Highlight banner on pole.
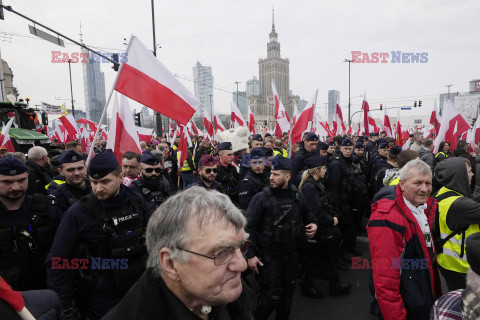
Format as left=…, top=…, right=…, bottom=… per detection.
left=41, top=102, right=65, bottom=115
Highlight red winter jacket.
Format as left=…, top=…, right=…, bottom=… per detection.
left=367, top=185, right=442, bottom=320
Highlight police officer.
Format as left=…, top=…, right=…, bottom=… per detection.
left=375, top=146, right=401, bottom=192
left=48, top=150, right=92, bottom=214
left=245, top=157, right=317, bottom=320
left=365, top=132, right=379, bottom=159
left=130, top=151, right=173, bottom=218
left=327, top=138, right=362, bottom=262
left=0, top=156, right=62, bottom=291
left=299, top=155, right=351, bottom=298
left=216, top=142, right=239, bottom=203
left=237, top=148, right=269, bottom=210
left=326, top=141, right=337, bottom=156
left=188, top=154, right=225, bottom=192
left=291, top=132, right=319, bottom=187
left=317, top=142, right=329, bottom=157
left=46, top=149, right=147, bottom=320
left=240, top=134, right=264, bottom=179
left=251, top=134, right=264, bottom=149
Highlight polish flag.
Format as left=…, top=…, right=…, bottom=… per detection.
left=77, top=118, right=97, bottom=133
left=52, top=120, right=66, bottom=144
left=247, top=105, right=256, bottom=134
left=204, top=107, right=214, bottom=139
left=137, top=126, right=155, bottom=143
left=433, top=99, right=471, bottom=153
left=0, top=117, right=15, bottom=151
left=291, top=90, right=318, bottom=143
left=106, top=93, right=142, bottom=163
left=213, top=108, right=226, bottom=132
left=396, top=110, right=403, bottom=147
left=58, top=114, right=78, bottom=138
left=467, top=116, right=480, bottom=147
left=272, top=80, right=290, bottom=138
left=346, top=125, right=352, bottom=135
left=362, top=93, right=378, bottom=135
left=333, top=98, right=346, bottom=135
left=79, top=124, right=92, bottom=153
left=115, top=36, right=200, bottom=125
left=292, top=102, right=300, bottom=127
left=430, top=99, right=441, bottom=136
left=230, top=102, right=246, bottom=129
left=177, top=124, right=192, bottom=170
left=384, top=107, right=393, bottom=138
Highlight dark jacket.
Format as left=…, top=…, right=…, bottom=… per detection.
left=418, top=147, right=435, bottom=171
left=291, top=146, right=315, bottom=187
left=102, top=269, right=254, bottom=320
left=300, top=176, right=334, bottom=226
left=236, top=169, right=268, bottom=210
left=26, top=158, right=52, bottom=195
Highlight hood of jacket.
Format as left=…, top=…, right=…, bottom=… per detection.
left=434, top=157, right=471, bottom=197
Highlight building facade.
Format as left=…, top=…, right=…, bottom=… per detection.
left=249, top=12, right=299, bottom=128
left=193, top=61, right=213, bottom=120
left=82, top=50, right=106, bottom=123
left=233, top=91, right=248, bottom=115
left=246, top=76, right=260, bottom=97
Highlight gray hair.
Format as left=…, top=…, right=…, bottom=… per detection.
left=27, top=146, right=47, bottom=161
left=146, top=186, right=246, bottom=277
left=467, top=268, right=480, bottom=295
left=399, top=159, right=432, bottom=182
left=7, top=152, right=26, bottom=163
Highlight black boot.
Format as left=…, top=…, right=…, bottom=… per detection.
left=301, top=285, right=324, bottom=299
left=329, top=281, right=351, bottom=296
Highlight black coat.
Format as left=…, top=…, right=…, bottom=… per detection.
left=26, top=158, right=52, bottom=195
left=102, top=269, right=254, bottom=320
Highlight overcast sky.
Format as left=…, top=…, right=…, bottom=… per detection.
left=0, top=0, right=479, bottom=123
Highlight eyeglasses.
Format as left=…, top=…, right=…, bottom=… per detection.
left=180, top=240, right=250, bottom=266
left=144, top=168, right=162, bottom=173
left=205, top=168, right=218, bottom=174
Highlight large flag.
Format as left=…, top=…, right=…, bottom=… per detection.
left=429, top=99, right=441, bottom=136
left=291, top=90, right=318, bottom=143
left=247, top=105, right=256, bottom=134
left=0, top=117, right=15, bottom=151
left=272, top=80, right=290, bottom=138
left=58, top=114, right=78, bottom=137
left=362, top=93, right=378, bottom=135
left=115, top=36, right=200, bottom=125
left=433, top=99, right=471, bottom=153
left=333, top=98, right=346, bottom=135
left=106, top=93, right=142, bottom=163
left=230, top=102, right=246, bottom=129
left=384, top=107, right=393, bottom=138
left=137, top=126, right=155, bottom=143
left=292, top=102, right=300, bottom=127
left=77, top=118, right=97, bottom=133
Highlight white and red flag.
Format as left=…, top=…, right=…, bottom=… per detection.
left=333, top=98, right=346, bottom=135
left=291, top=90, right=318, bottom=143
left=106, top=93, right=142, bottom=163
left=430, top=99, right=441, bottom=136
left=58, top=113, right=78, bottom=138
left=433, top=99, right=471, bottom=153
left=292, top=102, right=300, bottom=127
left=466, top=116, right=480, bottom=148
left=177, top=124, right=192, bottom=170
left=362, top=93, right=378, bottom=135
left=115, top=36, right=200, bottom=125
left=79, top=124, right=92, bottom=153
left=247, top=105, right=256, bottom=134
left=383, top=107, right=393, bottom=138
left=396, top=110, right=404, bottom=147
left=230, top=102, right=246, bottom=129
left=203, top=107, right=214, bottom=139
left=77, top=118, right=97, bottom=133
left=272, top=80, right=290, bottom=138
left=137, top=126, right=155, bottom=143
left=213, top=107, right=226, bottom=133
left=0, top=117, right=15, bottom=151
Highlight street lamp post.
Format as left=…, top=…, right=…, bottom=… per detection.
left=66, top=59, right=75, bottom=117
left=235, top=81, right=240, bottom=109
left=344, top=59, right=355, bottom=126
left=209, top=94, right=214, bottom=133
left=151, top=0, right=163, bottom=137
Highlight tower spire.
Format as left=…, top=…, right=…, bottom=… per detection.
left=79, top=21, right=83, bottom=44
left=272, top=6, right=274, bottom=27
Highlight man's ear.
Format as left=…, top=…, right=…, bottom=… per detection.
left=159, top=247, right=180, bottom=281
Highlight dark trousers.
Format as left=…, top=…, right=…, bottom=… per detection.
left=439, top=265, right=466, bottom=291
left=23, top=289, right=64, bottom=320
left=302, top=236, right=339, bottom=288
left=254, top=251, right=298, bottom=320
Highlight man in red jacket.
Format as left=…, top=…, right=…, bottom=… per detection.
left=368, top=159, right=442, bottom=320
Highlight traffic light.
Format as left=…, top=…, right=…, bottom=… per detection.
left=111, top=53, right=119, bottom=72
left=418, top=100, right=422, bottom=107
left=414, top=101, right=417, bottom=107
left=134, top=112, right=141, bottom=126
left=380, top=104, right=383, bottom=110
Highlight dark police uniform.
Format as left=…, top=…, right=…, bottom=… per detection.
left=237, top=148, right=268, bottom=210
left=0, top=156, right=63, bottom=291
left=187, top=155, right=226, bottom=193
left=48, top=150, right=92, bottom=214
left=245, top=157, right=317, bottom=320
left=291, top=133, right=318, bottom=187
left=216, top=142, right=239, bottom=204
left=129, top=151, right=173, bottom=218
left=46, top=149, right=147, bottom=320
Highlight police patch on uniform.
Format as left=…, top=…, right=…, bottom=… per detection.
left=10, top=170, right=17, bottom=175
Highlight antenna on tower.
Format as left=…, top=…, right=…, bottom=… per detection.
left=79, top=21, right=83, bottom=44
left=272, top=6, right=275, bottom=27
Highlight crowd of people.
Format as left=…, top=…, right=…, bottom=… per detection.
left=1, top=128, right=480, bottom=320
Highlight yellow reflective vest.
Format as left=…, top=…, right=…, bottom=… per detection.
left=273, top=148, right=287, bottom=157
left=435, top=186, right=480, bottom=274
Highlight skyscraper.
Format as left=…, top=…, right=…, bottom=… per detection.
left=328, top=90, right=340, bottom=122
left=82, top=49, right=106, bottom=123
left=193, top=61, right=213, bottom=119
left=232, top=91, right=248, bottom=115
left=249, top=10, right=299, bottom=127
left=246, top=76, right=260, bottom=97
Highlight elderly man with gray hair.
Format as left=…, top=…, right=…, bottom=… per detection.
left=25, top=146, right=51, bottom=195
left=103, top=186, right=253, bottom=320
left=367, top=159, right=442, bottom=320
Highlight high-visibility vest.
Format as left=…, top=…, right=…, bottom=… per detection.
left=176, top=151, right=192, bottom=172
left=435, top=186, right=480, bottom=274
left=435, top=151, right=449, bottom=160
left=273, top=149, right=287, bottom=157
left=45, top=179, right=66, bottom=190
left=386, top=177, right=400, bottom=186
